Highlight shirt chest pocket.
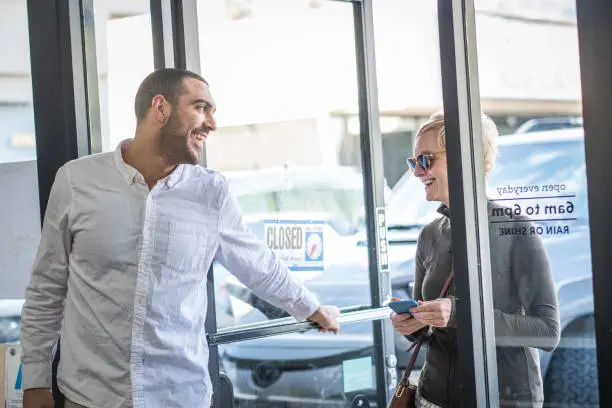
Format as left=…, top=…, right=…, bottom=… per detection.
left=162, top=221, right=214, bottom=274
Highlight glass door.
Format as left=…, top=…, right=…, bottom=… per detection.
left=434, top=0, right=604, bottom=406
left=189, top=0, right=396, bottom=406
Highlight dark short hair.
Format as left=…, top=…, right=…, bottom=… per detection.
left=134, top=68, right=208, bottom=122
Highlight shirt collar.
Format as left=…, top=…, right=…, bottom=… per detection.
left=165, top=164, right=185, bottom=188
left=114, top=139, right=141, bottom=185
left=113, top=139, right=185, bottom=189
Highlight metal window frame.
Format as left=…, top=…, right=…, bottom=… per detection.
left=27, top=0, right=102, bottom=219
left=150, top=0, right=201, bottom=72
left=353, top=0, right=398, bottom=405
left=576, top=1, right=612, bottom=406
left=436, top=0, right=499, bottom=407
left=81, top=0, right=103, bottom=155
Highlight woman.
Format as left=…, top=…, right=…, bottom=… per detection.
left=391, top=112, right=560, bottom=408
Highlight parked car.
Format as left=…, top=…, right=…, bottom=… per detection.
left=225, top=165, right=386, bottom=233
left=514, top=116, right=582, bottom=134
left=215, top=165, right=390, bottom=328
left=220, top=128, right=598, bottom=407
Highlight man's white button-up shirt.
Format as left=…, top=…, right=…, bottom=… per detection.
left=20, top=141, right=320, bottom=408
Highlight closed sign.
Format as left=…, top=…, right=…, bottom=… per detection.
left=263, top=220, right=324, bottom=271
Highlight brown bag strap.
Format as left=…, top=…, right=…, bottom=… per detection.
left=397, top=270, right=455, bottom=386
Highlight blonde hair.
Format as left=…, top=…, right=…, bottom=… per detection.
left=415, top=111, right=498, bottom=176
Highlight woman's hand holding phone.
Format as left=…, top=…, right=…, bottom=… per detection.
left=389, top=297, right=428, bottom=336
left=410, top=298, right=453, bottom=328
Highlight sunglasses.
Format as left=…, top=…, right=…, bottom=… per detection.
left=406, top=151, right=446, bottom=172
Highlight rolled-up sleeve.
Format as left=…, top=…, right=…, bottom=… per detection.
left=20, top=165, right=73, bottom=390
left=214, top=182, right=319, bottom=321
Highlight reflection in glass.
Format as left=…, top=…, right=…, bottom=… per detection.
left=474, top=2, right=598, bottom=405
left=388, top=137, right=588, bottom=228
left=388, top=128, right=596, bottom=406
left=387, top=112, right=562, bottom=407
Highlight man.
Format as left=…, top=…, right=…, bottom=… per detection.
left=20, top=68, right=340, bottom=408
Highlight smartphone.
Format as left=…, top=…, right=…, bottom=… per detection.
left=388, top=299, right=419, bottom=315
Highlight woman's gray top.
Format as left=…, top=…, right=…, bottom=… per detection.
left=411, top=203, right=560, bottom=408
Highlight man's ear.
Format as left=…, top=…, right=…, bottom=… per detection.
left=151, top=95, right=170, bottom=124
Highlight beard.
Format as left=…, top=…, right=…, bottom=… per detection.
left=157, top=113, right=200, bottom=165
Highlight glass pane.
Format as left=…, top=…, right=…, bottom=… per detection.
left=220, top=321, right=377, bottom=407
left=198, top=0, right=380, bottom=405
left=0, top=0, right=41, bottom=345
left=197, top=0, right=377, bottom=332
left=474, top=3, right=598, bottom=407
left=94, top=3, right=154, bottom=153
left=377, top=1, right=599, bottom=407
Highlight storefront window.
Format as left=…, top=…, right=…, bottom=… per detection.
left=94, top=2, right=154, bottom=153
left=0, top=0, right=41, bottom=345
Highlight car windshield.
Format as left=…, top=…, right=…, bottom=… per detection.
left=387, top=138, right=588, bottom=227
left=236, top=187, right=364, bottom=230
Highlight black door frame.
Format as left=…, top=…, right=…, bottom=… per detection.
left=575, top=1, right=612, bottom=404
left=27, top=0, right=102, bottom=406
left=436, top=0, right=499, bottom=406
left=27, top=0, right=101, bottom=219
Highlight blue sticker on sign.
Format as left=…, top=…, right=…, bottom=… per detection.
left=305, top=231, right=324, bottom=262
left=15, top=363, right=22, bottom=390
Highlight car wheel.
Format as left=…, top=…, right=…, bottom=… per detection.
left=544, top=319, right=599, bottom=407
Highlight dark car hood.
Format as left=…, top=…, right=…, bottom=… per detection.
left=221, top=332, right=374, bottom=363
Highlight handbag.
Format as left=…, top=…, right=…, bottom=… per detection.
left=387, top=271, right=455, bottom=408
